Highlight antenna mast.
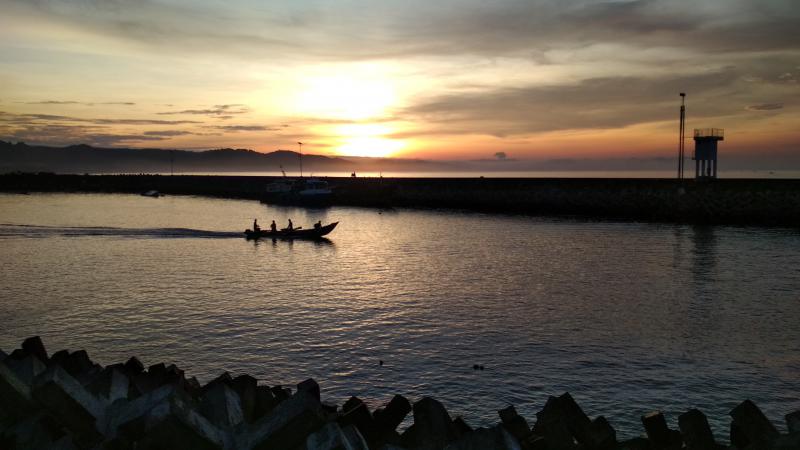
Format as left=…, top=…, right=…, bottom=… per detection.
left=678, top=93, right=686, bottom=179
left=298, top=142, right=303, bottom=178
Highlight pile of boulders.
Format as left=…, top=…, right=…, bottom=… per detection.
left=0, top=336, right=798, bottom=449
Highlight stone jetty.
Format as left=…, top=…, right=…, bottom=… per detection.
left=3, top=173, right=800, bottom=226
left=1, top=337, right=798, bottom=450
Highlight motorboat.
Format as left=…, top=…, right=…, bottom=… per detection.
left=244, top=222, right=338, bottom=240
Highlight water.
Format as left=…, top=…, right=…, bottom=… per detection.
left=1, top=192, right=798, bottom=438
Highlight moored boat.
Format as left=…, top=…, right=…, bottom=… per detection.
left=244, top=221, right=338, bottom=240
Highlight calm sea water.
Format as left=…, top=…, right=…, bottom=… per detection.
left=1, top=193, right=798, bottom=438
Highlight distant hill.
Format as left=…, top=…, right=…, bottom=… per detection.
left=0, top=141, right=360, bottom=174
left=0, top=141, right=459, bottom=174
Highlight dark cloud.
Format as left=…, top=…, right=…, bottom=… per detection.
left=22, top=100, right=136, bottom=106
left=0, top=121, right=169, bottom=147
left=400, top=69, right=743, bottom=136
left=208, top=125, right=278, bottom=132
left=746, top=103, right=784, bottom=111
left=0, top=111, right=200, bottom=126
left=11, top=0, right=799, bottom=61
left=157, top=104, right=249, bottom=117
left=24, top=100, right=81, bottom=105
left=143, top=130, right=193, bottom=136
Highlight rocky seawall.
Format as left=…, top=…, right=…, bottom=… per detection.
left=1, top=337, right=798, bottom=450
left=2, top=173, right=800, bottom=225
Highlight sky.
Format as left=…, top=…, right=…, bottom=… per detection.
left=0, top=0, right=798, bottom=164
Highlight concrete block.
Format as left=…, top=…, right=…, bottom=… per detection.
left=270, top=385, right=291, bottom=402
left=585, top=416, right=616, bottom=450
left=785, top=410, right=800, bottom=434
left=21, top=336, right=48, bottom=363
left=49, top=350, right=69, bottom=367
left=31, top=366, right=106, bottom=446
left=0, top=361, right=38, bottom=420
left=238, top=389, right=325, bottom=450
left=254, top=385, right=278, bottom=420
left=532, top=395, right=577, bottom=450
left=231, top=375, right=258, bottom=422
left=374, top=394, right=412, bottom=435
left=60, top=350, right=100, bottom=384
left=3, top=354, right=47, bottom=385
left=123, top=356, right=145, bottom=375
left=770, top=432, right=800, bottom=450
left=86, top=367, right=130, bottom=403
left=641, top=411, right=680, bottom=448
left=678, top=409, right=716, bottom=450
left=202, top=372, right=233, bottom=395
left=499, top=405, right=531, bottom=443
left=199, top=382, right=244, bottom=429
left=453, top=416, right=473, bottom=436
left=444, top=425, right=522, bottom=450
left=103, top=384, right=177, bottom=437
left=552, top=393, right=613, bottom=449
left=297, top=378, right=321, bottom=401
left=116, top=390, right=230, bottom=450
left=408, top=396, right=459, bottom=450
left=0, top=413, right=69, bottom=450
left=730, top=400, right=779, bottom=449
left=306, top=422, right=369, bottom=450
left=339, top=396, right=378, bottom=446
left=618, top=437, right=653, bottom=450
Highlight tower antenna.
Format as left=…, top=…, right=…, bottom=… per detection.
left=297, top=141, right=303, bottom=178
left=678, top=93, right=686, bottom=179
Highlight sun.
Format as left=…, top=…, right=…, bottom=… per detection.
left=337, top=137, right=405, bottom=158
left=293, top=67, right=397, bottom=121
left=333, top=124, right=405, bottom=158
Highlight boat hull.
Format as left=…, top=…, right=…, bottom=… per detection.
left=244, top=222, right=338, bottom=240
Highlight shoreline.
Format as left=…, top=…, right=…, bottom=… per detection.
left=2, top=336, right=798, bottom=449
left=2, top=173, right=800, bottom=226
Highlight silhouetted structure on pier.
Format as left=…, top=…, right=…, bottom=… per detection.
left=693, top=128, right=724, bottom=179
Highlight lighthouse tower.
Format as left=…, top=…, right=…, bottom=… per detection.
left=693, top=128, right=723, bottom=179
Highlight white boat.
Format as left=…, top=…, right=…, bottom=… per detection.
left=298, top=179, right=332, bottom=197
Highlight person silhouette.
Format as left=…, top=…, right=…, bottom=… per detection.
left=270, top=220, right=277, bottom=232
left=287, top=219, right=293, bottom=231
left=253, top=219, right=260, bottom=232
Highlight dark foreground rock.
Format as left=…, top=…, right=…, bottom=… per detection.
left=1, top=337, right=798, bottom=450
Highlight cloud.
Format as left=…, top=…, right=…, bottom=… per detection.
left=10, top=0, right=799, bottom=62
left=23, top=100, right=136, bottom=106
left=208, top=125, right=279, bottom=132
left=0, top=111, right=200, bottom=126
left=400, top=69, right=743, bottom=137
left=143, top=130, right=193, bottom=136
left=24, top=100, right=81, bottom=105
left=157, top=104, right=249, bottom=117
left=745, top=103, right=784, bottom=111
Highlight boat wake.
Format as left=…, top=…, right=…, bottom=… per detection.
left=0, top=224, right=242, bottom=239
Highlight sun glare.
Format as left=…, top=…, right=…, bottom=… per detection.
left=337, top=137, right=405, bottom=158
left=293, top=70, right=396, bottom=121
left=334, top=123, right=404, bottom=158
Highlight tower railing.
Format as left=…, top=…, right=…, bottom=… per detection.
left=694, top=128, right=724, bottom=138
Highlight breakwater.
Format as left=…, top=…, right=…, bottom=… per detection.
left=2, top=173, right=800, bottom=225
left=2, top=337, right=798, bottom=450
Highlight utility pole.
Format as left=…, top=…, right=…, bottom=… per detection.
left=297, top=141, right=303, bottom=178
left=678, top=93, right=686, bottom=179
